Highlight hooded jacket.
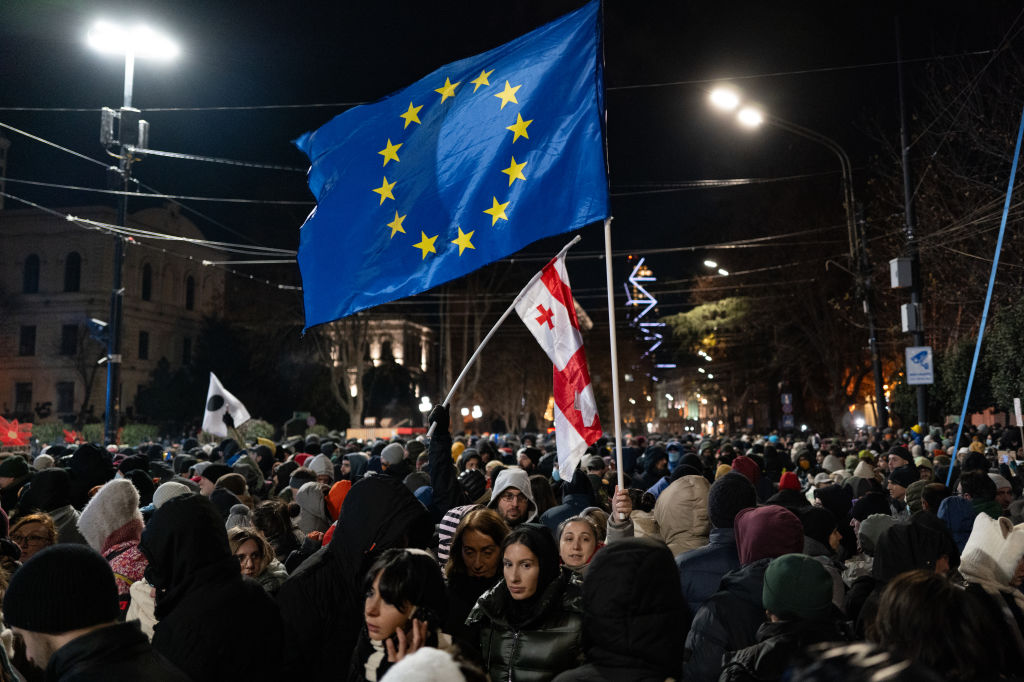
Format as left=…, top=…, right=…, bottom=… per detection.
left=487, top=468, right=538, bottom=525
left=683, top=505, right=804, bottom=682
left=275, top=475, right=434, bottom=679
left=959, top=514, right=1024, bottom=618
left=676, top=527, right=740, bottom=615
left=295, top=481, right=331, bottom=534
left=654, top=475, right=711, bottom=556
left=140, top=494, right=284, bottom=682
left=553, top=537, right=690, bottom=682
left=78, top=478, right=147, bottom=608
left=68, top=443, right=115, bottom=509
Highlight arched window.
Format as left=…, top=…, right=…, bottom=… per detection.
left=141, top=264, right=152, bottom=301
left=185, top=276, right=195, bottom=310
left=63, top=252, right=81, bottom=292
left=22, top=254, right=40, bottom=293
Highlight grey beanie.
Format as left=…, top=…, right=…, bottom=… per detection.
left=381, top=443, right=405, bottom=466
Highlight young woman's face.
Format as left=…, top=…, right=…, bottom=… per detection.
left=503, top=542, right=540, bottom=601
left=234, top=539, right=262, bottom=577
left=364, top=571, right=411, bottom=641
left=559, top=520, right=597, bottom=567
left=461, top=529, right=500, bottom=578
left=1013, top=557, right=1024, bottom=587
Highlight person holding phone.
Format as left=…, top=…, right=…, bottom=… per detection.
left=349, top=548, right=454, bottom=682
left=466, top=524, right=584, bottom=682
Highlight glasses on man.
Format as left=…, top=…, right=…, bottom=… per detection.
left=499, top=492, right=527, bottom=504
left=11, top=534, right=48, bottom=546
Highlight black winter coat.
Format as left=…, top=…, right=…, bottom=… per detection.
left=45, top=622, right=189, bottom=682
left=275, top=475, right=434, bottom=679
left=554, top=537, right=690, bottom=682
left=467, top=568, right=584, bottom=682
left=684, top=558, right=771, bottom=682
left=140, top=494, right=285, bottom=682
left=718, top=614, right=849, bottom=682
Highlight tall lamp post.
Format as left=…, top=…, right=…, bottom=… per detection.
left=709, top=86, right=888, bottom=428
left=87, top=21, right=177, bottom=444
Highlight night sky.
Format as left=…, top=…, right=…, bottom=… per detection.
left=2, top=0, right=1019, bottom=323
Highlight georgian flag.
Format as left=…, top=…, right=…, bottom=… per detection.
left=515, top=255, right=601, bottom=480
left=202, top=372, right=251, bottom=438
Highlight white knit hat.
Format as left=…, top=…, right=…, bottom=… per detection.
left=153, top=481, right=192, bottom=509
left=76, top=479, right=142, bottom=552
left=379, top=646, right=463, bottom=682
left=961, top=514, right=1024, bottom=585
left=309, top=454, right=334, bottom=480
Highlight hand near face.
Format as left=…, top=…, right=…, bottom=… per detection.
left=385, top=618, right=427, bottom=663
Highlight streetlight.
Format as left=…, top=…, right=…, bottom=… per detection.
left=709, top=84, right=888, bottom=428
left=88, top=20, right=178, bottom=445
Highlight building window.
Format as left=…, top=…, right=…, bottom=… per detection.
left=141, top=264, right=153, bottom=302
left=22, top=254, right=40, bottom=294
left=60, top=324, right=78, bottom=355
left=14, top=383, right=32, bottom=416
left=185, top=276, right=195, bottom=310
left=56, top=382, right=74, bottom=414
left=18, top=326, right=35, bottom=356
left=138, top=331, right=149, bottom=360
left=182, top=337, right=192, bottom=365
left=64, top=252, right=81, bottom=292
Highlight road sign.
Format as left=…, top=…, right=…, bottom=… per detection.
left=905, top=346, right=934, bottom=386
left=781, top=415, right=795, bottom=429
left=781, top=393, right=792, bottom=406
left=306, top=415, right=317, bottom=427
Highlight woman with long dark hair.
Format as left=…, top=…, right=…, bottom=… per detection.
left=443, top=508, right=509, bottom=643
left=466, top=524, right=583, bottom=681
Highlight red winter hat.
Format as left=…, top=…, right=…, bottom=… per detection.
left=730, top=455, right=760, bottom=484
left=778, top=471, right=801, bottom=491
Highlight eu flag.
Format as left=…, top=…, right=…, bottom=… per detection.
left=295, top=1, right=608, bottom=330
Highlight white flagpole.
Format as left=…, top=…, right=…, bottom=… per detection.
left=602, top=218, right=625, bottom=497
left=426, top=235, right=582, bottom=438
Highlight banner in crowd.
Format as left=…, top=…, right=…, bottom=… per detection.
left=202, top=372, right=251, bottom=438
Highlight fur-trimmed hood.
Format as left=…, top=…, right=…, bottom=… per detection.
left=77, top=479, right=142, bottom=552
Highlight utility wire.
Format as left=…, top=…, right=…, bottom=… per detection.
left=2, top=177, right=313, bottom=205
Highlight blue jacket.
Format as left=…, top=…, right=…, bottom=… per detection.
left=676, top=527, right=740, bottom=615
left=541, top=493, right=595, bottom=536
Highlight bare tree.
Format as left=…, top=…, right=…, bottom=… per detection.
left=309, top=314, right=371, bottom=426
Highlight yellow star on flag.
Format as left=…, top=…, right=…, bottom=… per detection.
left=483, top=196, right=509, bottom=225
left=451, top=227, right=476, bottom=256
left=387, top=211, right=406, bottom=238
left=400, top=102, right=423, bottom=129
left=378, top=139, right=402, bottom=166
left=501, top=157, right=527, bottom=186
left=506, top=113, right=532, bottom=143
left=494, top=80, right=521, bottom=109
left=372, top=177, right=396, bottom=204
left=470, top=68, right=494, bottom=92
left=413, top=231, right=438, bottom=259
left=435, top=77, right=461, bottom=102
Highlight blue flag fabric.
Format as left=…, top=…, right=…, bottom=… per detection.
left=295, top=1, right=608, bottom=330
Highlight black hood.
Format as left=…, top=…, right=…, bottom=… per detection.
left=68, top=444, right=114, bottom=508
left=17, top=468, right=72, bottom=513
left=872, top=511, right=960, bottom=582
left=139, top=494, right=238, bottom=619
left=327, top=475, right=433, bottom=585
left=581, top=537, right=689, bottom=678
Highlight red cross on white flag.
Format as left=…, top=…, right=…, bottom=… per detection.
left=514, top=254, right=601, bottom=479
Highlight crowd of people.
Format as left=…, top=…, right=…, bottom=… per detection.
left=0, top=408, right=1021, bottom=681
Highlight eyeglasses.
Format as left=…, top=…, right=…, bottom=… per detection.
left=499, top=492, right=527, bottom=504
left=11, top=534, right=48, bottom=546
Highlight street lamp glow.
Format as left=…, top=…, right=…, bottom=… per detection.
left=460, top=407, right=470, bottom=417
left=87, top=20, right=179, bottom=60
left=471, top=405, right=483, bottom=419
left=717, top=268, right=729, bottom=276
left=704, top=355, right=712, bottom=362
left=665, top=393, right=674, bottom=401
left=703, top=260, right=717, bottom=269
left=854, top=417, right=865, bottom=428
left=737, top=106, right=764, bottom=128
left=707, top=374, right=714, bottom=379
left=698, top=367, right=705, bottom=374
left=709, top=87, right=740, bottom=111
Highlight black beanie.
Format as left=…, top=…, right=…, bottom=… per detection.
left=708, top=472, right=757, bottom=529
left=459, top=469, right=486, bottom=501
left=851, top=491, right=890, bottom=521
left=4, top=544, right=119, bottom=634
left=202, top=463, right=232, bottom=484
left=799, top=506, right=838, bottom=548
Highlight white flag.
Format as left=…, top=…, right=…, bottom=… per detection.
left=202, top=372, right=251, bottom=438
left=515, top=254, right=601, bottom=480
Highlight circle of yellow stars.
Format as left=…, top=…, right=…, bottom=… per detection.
left=371, top=66, right=533, bottom=260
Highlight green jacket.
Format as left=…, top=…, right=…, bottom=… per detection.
left=466, top=567, right=584, bottom=682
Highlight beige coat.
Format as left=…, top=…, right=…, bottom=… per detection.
left=653, top=475, right=711, bottom=556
